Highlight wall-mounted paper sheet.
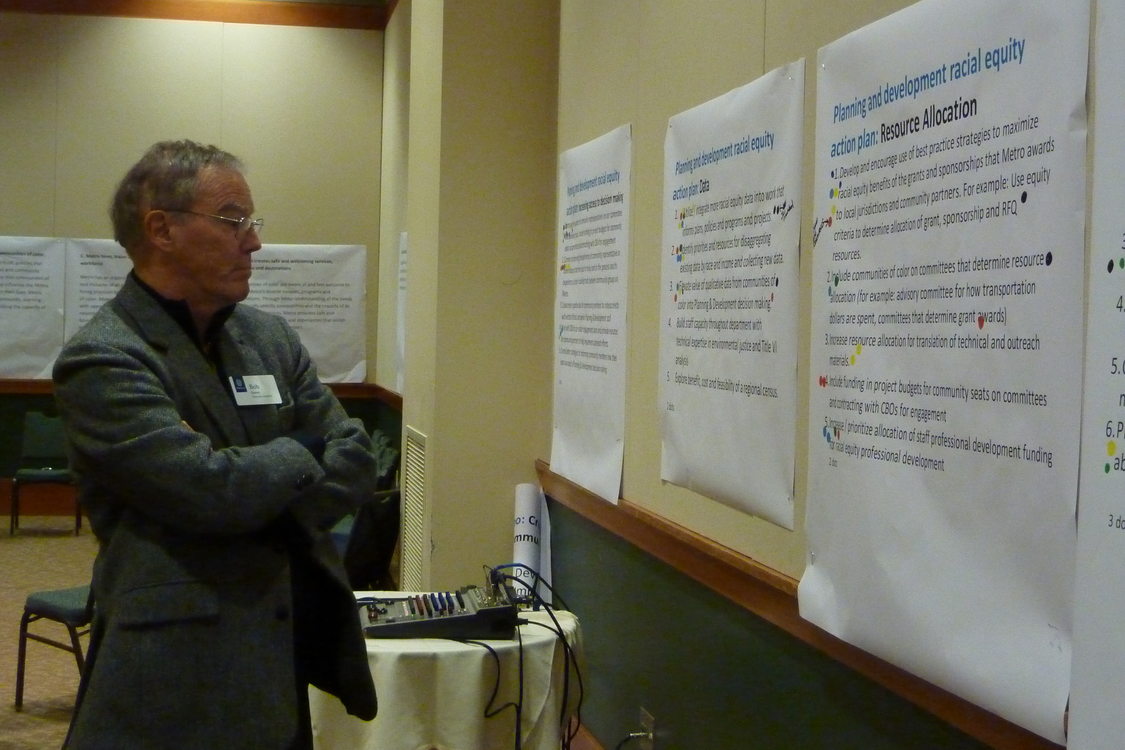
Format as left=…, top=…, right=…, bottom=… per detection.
left=64, top=239, right=132, bottom=341
left=659, top=62, right=804, bottom=529
left=801, top=0, right=1087, bottom=742
left=0, top=237, right=64, bottom=378
left=550, top=125, right=631, bottom=503
left=3, top=237, right=367, bottom=383
left=246, top=243, right=367, bottom=382
left=395, top=232, right=408, bottom=394
left=1070, top=2, right=1125, bottom=747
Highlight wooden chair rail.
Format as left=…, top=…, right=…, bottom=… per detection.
left=535, top=459, right=1062, bottom=750
left=0, top=379, right=402, bottom=411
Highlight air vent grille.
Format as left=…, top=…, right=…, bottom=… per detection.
left=400, top=425, right=428, bottom=590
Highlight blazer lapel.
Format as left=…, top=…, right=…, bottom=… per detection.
left=113, top=277, right=248, bottom=448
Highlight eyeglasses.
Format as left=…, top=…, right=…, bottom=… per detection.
left=158, top=209, right=264, bottom=238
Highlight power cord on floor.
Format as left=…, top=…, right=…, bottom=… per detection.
left=613, top=730, right=653, bottom=749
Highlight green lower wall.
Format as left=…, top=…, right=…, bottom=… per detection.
left=0, top=394, right=60, bottom=475
left=1, top=392, right=401, bottom=477
left=547, top=497, right=987, bottom=750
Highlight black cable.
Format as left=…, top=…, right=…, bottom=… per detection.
left=522, top=618, right=585, bottom=749
left=490, top=562, right=573, bottom=612
left=491, top=570, right=585, bottom=746
left=482, top=564, right=586, bottom=747
left=459, top=624, right=525, bottom=750
left=521, top=614, right=584, bottom=733
left=521, top=571, right=582, bottom=740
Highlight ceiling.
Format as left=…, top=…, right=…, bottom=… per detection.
left=270, top=0, right=389, bottom=5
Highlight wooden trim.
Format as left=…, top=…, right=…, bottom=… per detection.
left=536, top=459, right=1063, bottom=750
left=0, top=379, right=403, bottom=412
left=331, top=382, right=402, bottom=412
left=0, top=478, right=79, bottom=516
left=0, top=0, right=388, bottom=29
left=568, top=723, right=603, bottom=750
left=0, top=379, right=54, bottom=395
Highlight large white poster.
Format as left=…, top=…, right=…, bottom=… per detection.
left=395, top=231, right=408, bottom=394
left=64, top=239, right=132, bottom=341
left=1070, top=2, right=1125, bottom=746
left=1, top=238, right=366, bottom=383
left=800, top=0, right=1087, bottom=742
left=549, top=125, right=631, bottom=503
left=0, top=237, right=65, bottom=378
left=659, top=62, right=803, bottom=529
left=247, top=244, right=367, bottom=383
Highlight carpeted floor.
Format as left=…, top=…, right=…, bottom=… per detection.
left=0, top=518, right=98, bottom=750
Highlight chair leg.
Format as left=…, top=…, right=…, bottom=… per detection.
left=9, top=481, right=18, bottom=536
left=75, top=497, right=82, bottom=535
left=15, top=610, right=32, bottom=710
left=67, top=625, right=86, bottom=672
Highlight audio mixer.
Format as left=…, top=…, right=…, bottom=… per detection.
left=358, top=585, right=520, bottom=640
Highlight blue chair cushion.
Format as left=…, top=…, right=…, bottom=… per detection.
left=14, top=467, right=72, bottom=484
left=25, top=585, right=92, bottom=625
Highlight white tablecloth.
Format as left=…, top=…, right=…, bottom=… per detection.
left=310, top=596, right=582, bottom=750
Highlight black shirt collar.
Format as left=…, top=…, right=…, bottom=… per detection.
left=131, top=271, right=236, bottom=351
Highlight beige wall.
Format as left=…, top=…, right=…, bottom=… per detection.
left=0, top=11, right=383, bottom=368
left=393, top=0, right=559, bottom=588
left=391, top=0, right=929, bottom=586
left=5, top=1, right=971, bottom=588
left=375, top=1, right=411, bottom=390
left=556, top=0, right=917, bottom=579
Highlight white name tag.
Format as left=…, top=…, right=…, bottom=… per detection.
left=229, top=374, right=283, bottom=406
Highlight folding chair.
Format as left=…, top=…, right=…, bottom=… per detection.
left=11, top=411, right=78, bottom=535
left=15, top=584, right=93, bottom=710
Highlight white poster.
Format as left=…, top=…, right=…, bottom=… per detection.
left=64, top=239, right=132, bottom=341
left=395, top=231, right=408, bottom=394
left=53, top=240, right=367, bottom=383
left=659, top=62, right=803, bottom=529
left=512, top=482, right=552, bottom=605
left=1070, top=2, right=1125, bottom=746
left=247, top=244, right=367, bottom=383
left=0, top=237, right=64, bottom=378
left=550, top=125, right=631, bottom=503
left=800, top=0, right=1087, bottom=743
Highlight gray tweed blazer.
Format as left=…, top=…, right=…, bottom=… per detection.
left=53, top=274, right=377, bottom=749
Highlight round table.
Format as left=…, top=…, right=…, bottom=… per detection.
left=310, top=597, right=582, bottom=750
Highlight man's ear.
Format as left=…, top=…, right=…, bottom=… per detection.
left=143, top=209, right=175, bottom=251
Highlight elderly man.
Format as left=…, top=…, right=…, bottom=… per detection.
left=53, top=140, right=377, bottom=749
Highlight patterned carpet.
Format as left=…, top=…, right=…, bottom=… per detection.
left=0, top=519, right=98, bottom=750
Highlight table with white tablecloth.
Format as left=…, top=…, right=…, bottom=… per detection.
left=310, top=597, right=582, bottom=750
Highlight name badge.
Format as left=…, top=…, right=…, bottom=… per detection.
left=229, top=375, right=283, bottom=406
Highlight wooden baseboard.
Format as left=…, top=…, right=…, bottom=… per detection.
left=569, top=723, right=603, bottom=750
left=0, top=479, right=79, bottom=516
